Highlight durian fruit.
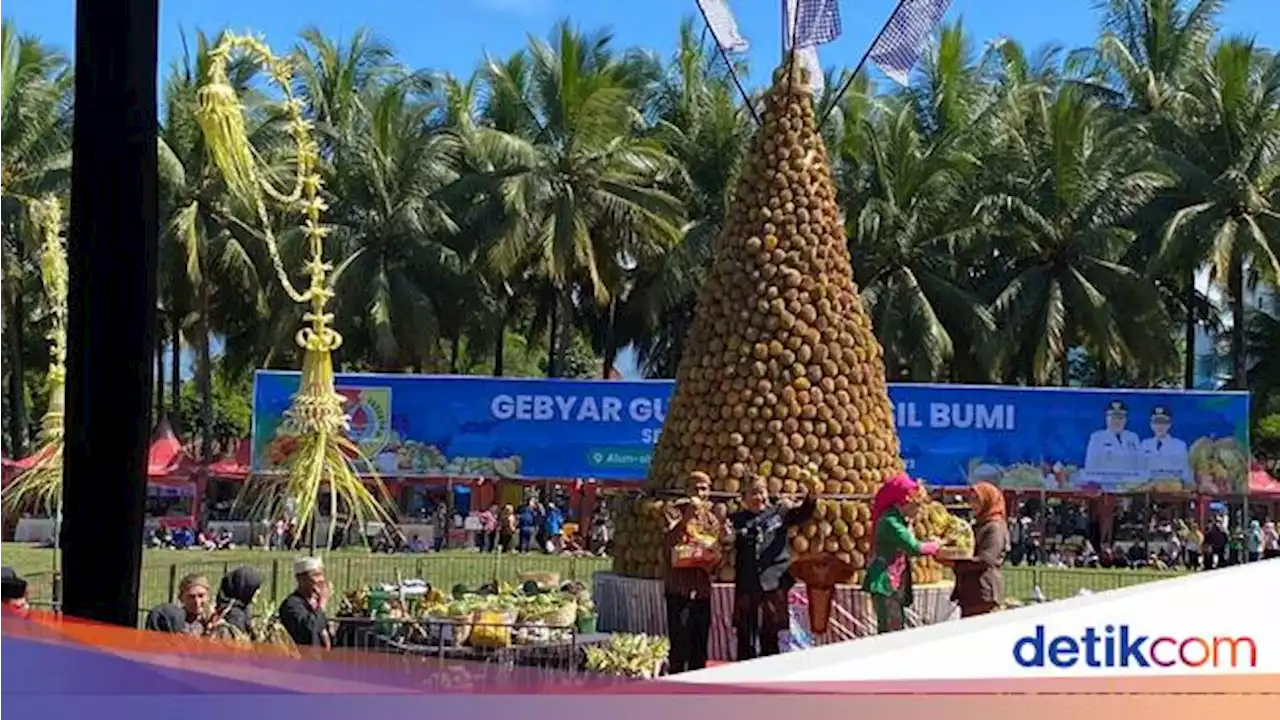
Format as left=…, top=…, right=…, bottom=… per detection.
left=910, top=498, right=971, bottom=583
left=644, top=62, right=902, bottom=497
left=609, top=495, right=668, bottom=579
left=790, top=498, right=872, bottom=580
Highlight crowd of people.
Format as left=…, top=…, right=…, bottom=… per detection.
left=661, top=472, right=1013, bottom=672
left=147, top=525, right=235, bottom=550
left=1005, top=515, right=1279, bottom=570
left=371, top=498, right=614, bottom=556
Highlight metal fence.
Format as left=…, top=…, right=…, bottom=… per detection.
left=332, top=616, right=594, bottom=674
left=18, top=554, right=1190, bottom=612
left=1002, top=565, right=1186, bottom=601
left=138, top=554, right=613, bottom=610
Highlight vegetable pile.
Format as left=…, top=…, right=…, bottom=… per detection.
left=582, top=634, right=671, bottom=678
left=340, top=580, right=596, bottom=648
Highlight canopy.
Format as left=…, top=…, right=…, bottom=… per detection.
left=207, top=440, right=251, bottom=479
left=148, top=417, right=198, bottom=479
left=1248, top=463, right=1280, bottom=497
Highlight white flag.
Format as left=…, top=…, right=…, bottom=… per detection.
left=797, top=45, right=825, bottom=96
left=784, top=0, right=828, bottom=96
left=697, top=0, right=750, bottom=54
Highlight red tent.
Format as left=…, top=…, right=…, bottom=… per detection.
left=1248, top=462, right=1280, bottom=497
left=148, top=417, right=199, bottom=484
left=207, top=440, right=252, bottom=479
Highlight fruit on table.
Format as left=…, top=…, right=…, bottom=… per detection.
left=643, top=62, right=902, bottom=497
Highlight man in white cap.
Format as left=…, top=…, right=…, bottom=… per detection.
left=278, top=556, right=331, bottom=648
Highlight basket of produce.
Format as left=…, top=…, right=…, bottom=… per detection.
left=536, top=599, right=575, bottom=628
left=936, top=511, right=975, bottom=562
left=469, top=609, right=517, bottom=649
left=421, top=593, right=481, bottom=647
left=671, top=542, right=720, bottom=569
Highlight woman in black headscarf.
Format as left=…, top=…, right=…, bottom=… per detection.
left=215, top=566, right=263, bottom=637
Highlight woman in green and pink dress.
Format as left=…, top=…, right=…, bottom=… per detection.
left=862, top=473, right=939, bottom=634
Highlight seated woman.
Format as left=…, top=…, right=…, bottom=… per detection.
left=213, top=566, right=263, bottom=638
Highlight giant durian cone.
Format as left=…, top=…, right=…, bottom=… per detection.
left=647, top=63, right=902, bottom=499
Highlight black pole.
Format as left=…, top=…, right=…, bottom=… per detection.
left=62, top=0, right=159, bottom=626
left=817, top=0, right=908, bottom=129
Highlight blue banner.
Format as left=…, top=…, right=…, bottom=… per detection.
left=251, top=372, right=1250, bottom=492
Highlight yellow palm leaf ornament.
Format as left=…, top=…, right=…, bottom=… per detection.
left=2, top=194, right=68, bottom=518
left=195, top=33, right=395, bottom=550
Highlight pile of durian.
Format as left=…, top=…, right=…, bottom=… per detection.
left=646, top=62, right=901, bottom=497
left=609, top=63, right=962, bottom=589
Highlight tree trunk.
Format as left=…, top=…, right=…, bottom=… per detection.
left=155, top=317, right=166, bottom=419
left=169, top=311, right=181, bottom=430
left=198, top=279, right=213, bottom=462
left=601, top=299, right=617, bottom=379
left=1097, top=355, right=1110, bottom=388
left=1059, top=343, right=1070, bottom=387
left=7, top=289, right=26, bottom=458
left=1229, top=254, right=1247, bottom=390
left=1183, top=273, right=1197, bottom=389
left=449, top=335, right=462, bottom=374
left=493, top=302, right=508, bottom=377
left=546, top=291, right=562, bottom=378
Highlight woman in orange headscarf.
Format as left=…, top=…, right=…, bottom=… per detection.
left=950, top=482, right=1010, bottom=618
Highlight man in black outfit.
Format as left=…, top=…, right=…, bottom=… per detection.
left=662, top=471, right=722, bottom=673
left=1204, top=521, right=1228, bottom=570
left=278, top=556, right=332, bottom=648
left=729, top=477, right=815, bottom=661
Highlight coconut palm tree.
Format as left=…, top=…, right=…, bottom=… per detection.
left=846, top=97, right=995, bottom=382
left=480, top=20, right=685, bottom=377
left=324, top=77, right=464, bottom=371
left=158, top=31, right=278, bottom=457
left=1, top=21, right=72, bottom=457
left=621, top=19, right=752, bottom=377
left=1072, top=0, right=1227, bottom=387
left=981, top=86, right=1177, bottom=385
left=1071, top=0, right=1224, bottom=115
left=1155, top=38, right=1280, bottom=389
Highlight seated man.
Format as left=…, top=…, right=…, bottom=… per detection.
left=277, top=557, right=332, bottom=648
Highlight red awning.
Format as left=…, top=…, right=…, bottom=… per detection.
left=1248, top=463, right=1280, bottom=497
left=148, top=417, right=198, bottom=479
left=207, top=440, right=252, bottom=479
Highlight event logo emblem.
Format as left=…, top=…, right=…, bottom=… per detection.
left=336, top=386, right=392, bottom=457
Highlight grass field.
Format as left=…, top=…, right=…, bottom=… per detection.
left=1, top=543, right=1185, bottom=613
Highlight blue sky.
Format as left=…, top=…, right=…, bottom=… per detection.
left=3, top=0, right=1275, bottom=381
left=5, top=0, right=1276, bottom=89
